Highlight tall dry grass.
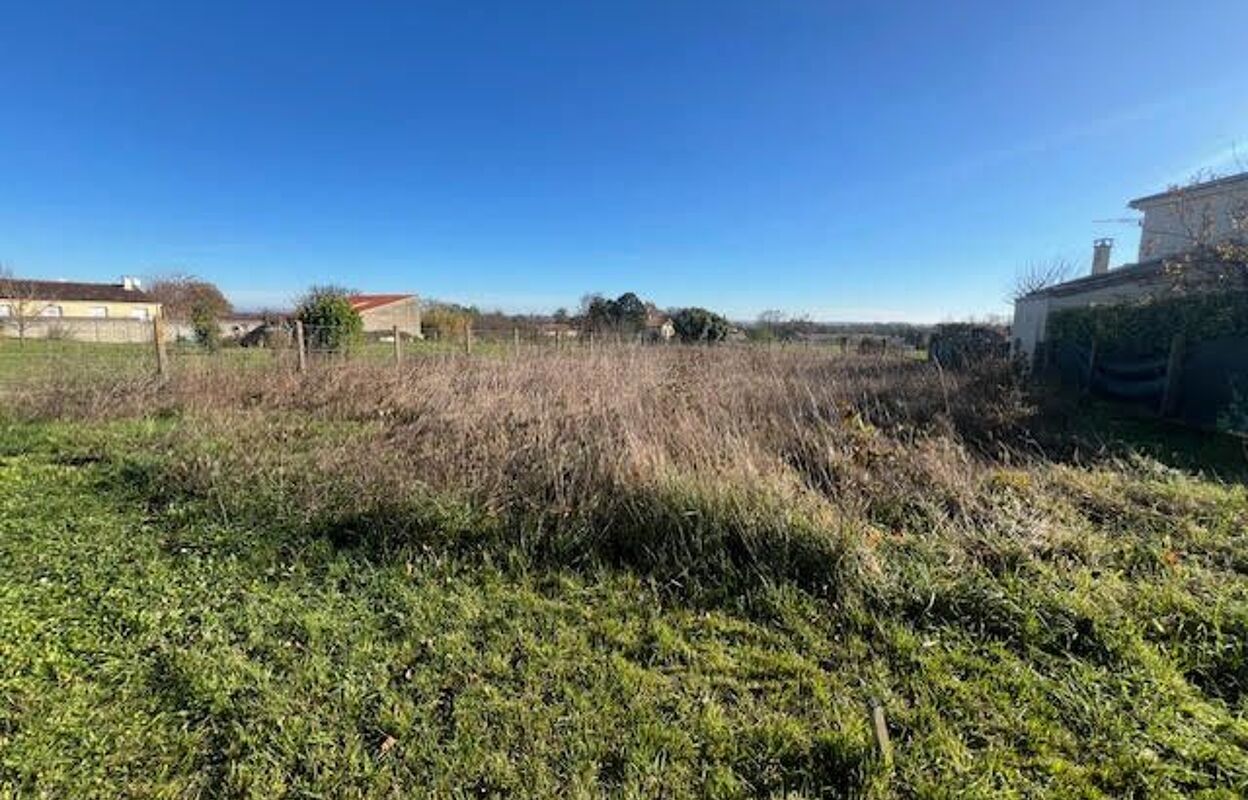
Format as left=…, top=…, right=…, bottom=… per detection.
left=9, top=346, right=1033, bottom=599
left=10, top=346, right=1248, bottom=795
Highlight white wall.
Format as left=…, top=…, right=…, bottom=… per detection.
left=1137, top=179, right=1248, bottom=261
left=1012, top=296, right=1049, bottom=360
left=1013, top=278, right=1170, bottom=361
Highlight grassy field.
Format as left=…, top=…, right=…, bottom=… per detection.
left=2, top=348, right=1247, bottom=797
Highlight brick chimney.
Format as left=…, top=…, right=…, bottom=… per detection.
left=1091, top=238, right=1113, bottom=276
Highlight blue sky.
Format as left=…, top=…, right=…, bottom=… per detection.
left=2, top=1, right=1246, bottom=321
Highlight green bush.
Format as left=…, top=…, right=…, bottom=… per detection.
left=671, top=307, right=731, bottom=343
left=189, top=302, right=221, bottom=352
left=1049, top=291, right=1248, bottom=357
left=296, top=286, right=363, bottom=353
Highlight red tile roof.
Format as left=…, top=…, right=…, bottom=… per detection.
left=348, top=294, right=416, bottom=313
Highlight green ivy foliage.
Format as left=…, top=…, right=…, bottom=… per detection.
left=1048, top=292, right=1248, bottom=357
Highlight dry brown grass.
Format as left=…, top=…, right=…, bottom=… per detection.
left=9, top=346, right=1032, bottom=598
left=7, top=345, right=1248, bottom=795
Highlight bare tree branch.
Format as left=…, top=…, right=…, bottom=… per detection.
left=1011, top=258, right=1072, bottom=301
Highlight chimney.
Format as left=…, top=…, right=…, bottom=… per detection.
left=121, top=276, right=141, bottom=291
left=1091, top=238, right=1113, bottom=276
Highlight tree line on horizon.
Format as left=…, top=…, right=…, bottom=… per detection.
left=139, top=274, right=935, bottom=348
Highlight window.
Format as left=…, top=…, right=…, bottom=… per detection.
left=0, top=304, right=11, bottom=318
left=130, top=308, right=150, bottom=322
left=40, top=305, right=63, bottom=318
left=87, top=306, right=108, bottom=318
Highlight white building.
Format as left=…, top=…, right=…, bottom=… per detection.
left=1012, top=171, right=1248, bottom=360
left=1131, top=172, right=1248, bottom=261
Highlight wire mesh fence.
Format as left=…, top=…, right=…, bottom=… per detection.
left=0, top=319, right=159, bottom=388
left=1, top=317, right=920, bottom=393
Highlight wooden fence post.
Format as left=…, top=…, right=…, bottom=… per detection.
left=294, top=320, right=307, bottom=373
left=392, top=325, right=402, bottom=366
left=1083, top=339, right=1097, bottom=395
left=464, top=323, right=473, bottom=355
left=1160, top=333, right=1186, bottom=417
left=512, top=327, right=519, bottom=356
left=153, top=317, right=168, bottom=377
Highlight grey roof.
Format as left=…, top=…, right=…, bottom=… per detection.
left=1129, top=170, right=1248, bottom=209
left=0, top=278, right=156, bottom=304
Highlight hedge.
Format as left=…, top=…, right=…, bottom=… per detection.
left=1047, top=291, right=1248, bottom=357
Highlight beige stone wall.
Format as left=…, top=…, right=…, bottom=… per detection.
left=361, top=297, right=421, bottom=337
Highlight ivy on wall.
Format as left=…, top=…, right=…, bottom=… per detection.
left=1048, top=291, right=1248, bottom=357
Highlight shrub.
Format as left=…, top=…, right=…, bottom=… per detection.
left=296, top=285, right=363, bottom=353
left=1048, top=290, right=1248, bottom=357
left=671, top=307, right=731, bottom=343
left=190, top=302, right=221, bottom=352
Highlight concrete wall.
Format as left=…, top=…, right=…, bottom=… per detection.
left=1, top=317, right=155, bottom=343
left=1137, top=181, right=1248, bottom=261
left=361, top=297, right=421, bottom=338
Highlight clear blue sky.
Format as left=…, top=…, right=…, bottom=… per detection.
left=3, top=1, right=1246, bottom=321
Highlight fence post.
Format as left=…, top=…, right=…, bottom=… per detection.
left=153, top=317, right=168, bottom=377
left=464, top=323, right=473, bottom=355
left=512, top=327, right=519, bottom=356
left=295, top=320, right=307, bottom=373
left=392, top=325, right=402, bottom=366
left=1083, top=339, right=1097, bottom=395
left=1160, top=333, right=1186, bottom=417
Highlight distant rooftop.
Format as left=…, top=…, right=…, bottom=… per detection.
left=0, top=278, right=155, bottom=304
left=1129, top=170, right=1248, bottom=209
left=348, top=294, right=417, bottom=313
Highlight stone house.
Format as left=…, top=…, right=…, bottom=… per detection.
left=1013, top=171, right=1248, bottom=360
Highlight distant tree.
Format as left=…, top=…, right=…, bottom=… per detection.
left=296, top=285, right=362, bottom=352
left=552, top=307, right=569, bottom=324
left=0, top=265, right=49, bottom=342
left=148, top=274, right=232, bottom=350
left=753, top=309, right=809, bottom=342
left=579, top=291, right=653, bottom=336
left=581, top=294, right=614, bottom=333
left=190, top=304, right=222, bottom=351
left=613, top=292, right=648, bottom=334
left=422, top=302, right=475, bottom=339
left=147, top=274, right=232, bottom=321
left=671, top=307, right=732, bottom=343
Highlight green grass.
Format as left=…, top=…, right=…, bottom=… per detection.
left=0, top=422, right=882, bottom=798
left=2, top=407, right=1248, bottom=796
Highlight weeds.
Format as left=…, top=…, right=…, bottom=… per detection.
left=2, top=346, right=1247, bottom=796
